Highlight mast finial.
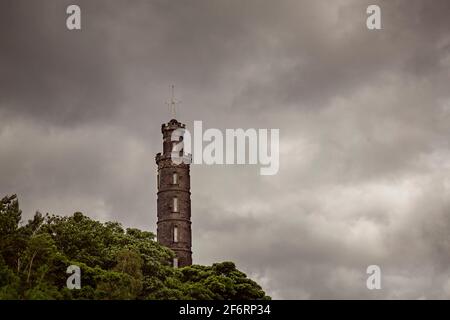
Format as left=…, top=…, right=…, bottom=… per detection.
left=166, top=84, right=180, bottom=118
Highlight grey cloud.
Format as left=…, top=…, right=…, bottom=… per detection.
left=1, top=0, right=450, bottom=299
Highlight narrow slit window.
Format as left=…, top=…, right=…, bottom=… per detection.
left=173, top=197, right=178, bottom=212
left=157, top=173, right=160, bottom=189
left=173, top=226, right=178, bottom=243
left=173, top=172, right=178, bottom=184
left=173, top=258, right=178, bottom=268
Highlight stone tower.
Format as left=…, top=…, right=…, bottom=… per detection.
left=155, top=119, right=192, bottom=267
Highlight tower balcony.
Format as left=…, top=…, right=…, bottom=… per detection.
left=156, top=152, right=192, bottom=166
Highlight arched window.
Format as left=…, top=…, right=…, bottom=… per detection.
left=173, top=257, right=179, bottom=268
left=173, top=226, right=178, bottom=243
left=173, top=197, right=178, bottom=212
left=173, top=172, right=178, bottom=184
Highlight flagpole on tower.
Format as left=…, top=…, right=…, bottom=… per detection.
left=166, top=84, right=180, bottom=119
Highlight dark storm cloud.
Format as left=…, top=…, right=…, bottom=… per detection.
left=232, top=0, right=450, bottom=112
left=0, top=1, right=126, bottom=125
left=1, top=0, right=450, bottom=299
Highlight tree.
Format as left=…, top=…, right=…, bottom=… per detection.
left=20, top=233, right=58, bottom=284
left=0, top=255, right=20, bottom=299
left=0, top=195, right=270, bottom=300
left=0, top=195, right=24, bottom=270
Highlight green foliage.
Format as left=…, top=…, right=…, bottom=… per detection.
left=0, top=195, right=270, bottom=300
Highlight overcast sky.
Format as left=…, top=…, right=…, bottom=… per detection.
left=1, top=0, right=450, bottom=299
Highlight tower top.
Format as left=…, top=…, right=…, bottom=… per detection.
left=161, top=118, right=186, bottom=133
left=165, top=84, right=181, bottom=118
